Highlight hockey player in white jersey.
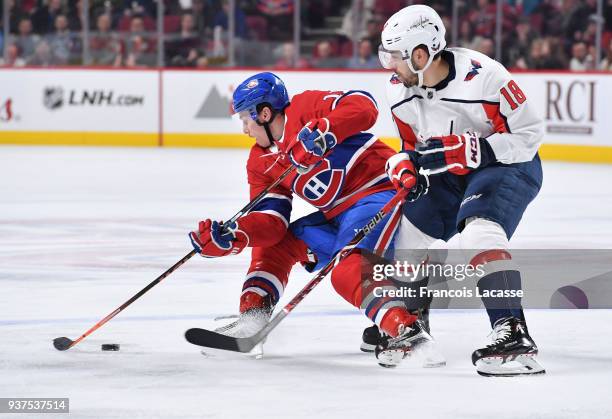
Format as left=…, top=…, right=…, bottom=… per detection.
left=370, top=5, right=546, bottom=376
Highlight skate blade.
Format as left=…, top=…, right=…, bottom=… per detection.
left=476, top=354, right=546, bottom=377
left=360, top=342, right=376, bottom=353
left=376, top=348, right=409, bottom=368
left=248, top=341, right=264, bottom=359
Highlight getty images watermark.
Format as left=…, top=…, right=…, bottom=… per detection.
left=359, top=249, right=612, bottom=309
left=371, top=260, right=523, bottom=299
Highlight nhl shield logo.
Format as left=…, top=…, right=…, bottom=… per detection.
left=293, top=159, right=345, bottom=209
left=44, top=87, right=64, bottom=110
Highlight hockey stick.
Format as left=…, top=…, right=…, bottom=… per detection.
left=53, top=165, right=295, bottom=351
left=184, top=188, right=408, bottom=352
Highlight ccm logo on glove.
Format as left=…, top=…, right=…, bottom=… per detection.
left=416, top=132, right=495, bottom=176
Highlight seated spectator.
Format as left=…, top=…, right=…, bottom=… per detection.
left=531, top=0, right=562, bottom=37
left=457, top=19, right=474, bottom=49
left=125, top=35, right=156, bottom=67
left=600, top=38, right=612, bottom=71
left=474, top=37, right=494, bottom=58
left=257, top=0, right=293, bottom=15
left=196, top=54, right=209, bottom=68
left=90, top=13, right=121, bottom=66
left=274, top=41, right=310, bottom=69
left=363, top=18, right=383, bottom=50
left=48, top=14, right=78, bottom=64
left=347, top=39, right=379, bottom=69
left=0, top=43, right=27, bottom=67
left=304, top=0, right=332, bottom=29
left=166, top=13, right=204, bottom=67
left=31, top=0, right=65, bottom=34
left=15, top=17, right=40, bottom=61
left=522, top=37, right=566, bottom=70
left=581, top=16, right=599, bottom=46
left=28, top=39, right=54, bottom=65
left=339, top=0, right=375, bottom=41
left=504, top=17, right=535, bottom=68
left=468, top=0, right=497, bottom=38
left=257, top=0, right=294, bottom=41
left=3, top=0, right=17, bottom=34
left=67, top=0, right=83, bottom=30
left=122, top=15, right=155, bottom=66
left=563, top=0, right=596, bottom=44
left=191, top=0, right=216, bottom=37
left=312, top=40, right=344, bottom=69
left=214, top=0, right=248, bottom=39
left=121, top=0, right=156, bottom=18
left=569, top=41, right=594, bottom=71
left=542, top=37, right=567, bottom=69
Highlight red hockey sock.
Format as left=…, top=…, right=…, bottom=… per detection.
left=379, top=307, right=418, bottom=337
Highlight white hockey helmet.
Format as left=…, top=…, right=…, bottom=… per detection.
left=379, top=5, right=447, bottom=82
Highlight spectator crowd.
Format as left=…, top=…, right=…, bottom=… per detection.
left=0, top=0, right=611, bottom=71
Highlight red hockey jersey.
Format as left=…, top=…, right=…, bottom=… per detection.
left=237, top=89, right=396, bottom=247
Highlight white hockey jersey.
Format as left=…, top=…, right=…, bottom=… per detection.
left=386, top=48, right=543, bottom=164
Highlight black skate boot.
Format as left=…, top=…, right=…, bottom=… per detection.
left=375, top=319, right=444, bottom=368
left=360, top=324, right=389, bottom=352
left=360, top=307, right=430, bottom=353
left=472, top=317, right=545, bottom=377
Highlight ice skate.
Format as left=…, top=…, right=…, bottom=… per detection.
left=472, top=317, right=545, bottom=377
left=360, top=324, right=388, bottom=353
left=375, top=319, right=444, bottom=368
left=206, top=307, right=271, bottom=359
left=361, top=306, right=430, bottom=352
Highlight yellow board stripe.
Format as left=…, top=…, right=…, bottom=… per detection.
left=537, top=143, right=612, bottom=164
left=0, top=131, right=158, bottom=147
left=2, top=131, right=612, bottom=163
left=163, top=133, right=252, bottom=148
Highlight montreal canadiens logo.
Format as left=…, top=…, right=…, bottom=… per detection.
left=293, top=160, right=345, bottom=209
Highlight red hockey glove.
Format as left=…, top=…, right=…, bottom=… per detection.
left=189, top=219, right=249, bottom=258
left=385, top=152, right=429, bottom=202
left=416, top=133, right=495, bottom=175
left=287, top=118, right=337, bottom=172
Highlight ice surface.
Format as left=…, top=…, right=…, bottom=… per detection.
left=1, top=147, right=611, bottom=418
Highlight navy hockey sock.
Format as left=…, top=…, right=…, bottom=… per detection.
left=477, top=270, right=524, bottom=327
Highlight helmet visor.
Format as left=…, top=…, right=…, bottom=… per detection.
left=378, top=44, right=407, bottom=70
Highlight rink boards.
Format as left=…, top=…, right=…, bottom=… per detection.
left=1, top=68, right=611, bottom=163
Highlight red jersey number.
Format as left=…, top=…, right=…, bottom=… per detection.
left=500, top=80, right=526, bottom=110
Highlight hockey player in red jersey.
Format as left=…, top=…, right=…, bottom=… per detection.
left=369, top=5, right=546, bottom=375
left=189, top=72, right=439, bottom=367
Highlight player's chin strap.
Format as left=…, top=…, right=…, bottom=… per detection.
left=417, top=71, right=425, bottom=88
left=256, top=111, right=280, bottom=146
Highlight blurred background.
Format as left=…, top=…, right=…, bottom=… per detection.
left=1, top=0, right=611, bottom=71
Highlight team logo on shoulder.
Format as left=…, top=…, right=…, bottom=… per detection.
left=390, top=74, right=402, bottom=85
left=464, top=59, right=482, bottom=82
left=293, top=159, right=345, bottom=209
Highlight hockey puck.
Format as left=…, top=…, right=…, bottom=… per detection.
left=101, top=343, right=120, bottom=351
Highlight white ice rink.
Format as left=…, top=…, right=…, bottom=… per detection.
left=1, top=146, right=611, bottom=419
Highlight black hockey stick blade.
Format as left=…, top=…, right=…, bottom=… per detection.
left=185, top=328, right=258, bottom=353
left=53, top=337, right=74, bottom=351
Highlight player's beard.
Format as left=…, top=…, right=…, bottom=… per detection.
left=397, top=59, right=420, bottom=88
left=402, top=73, right=419, bottom=88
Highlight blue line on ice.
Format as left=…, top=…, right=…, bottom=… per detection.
left=0, top=309, right=360, bottom=327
